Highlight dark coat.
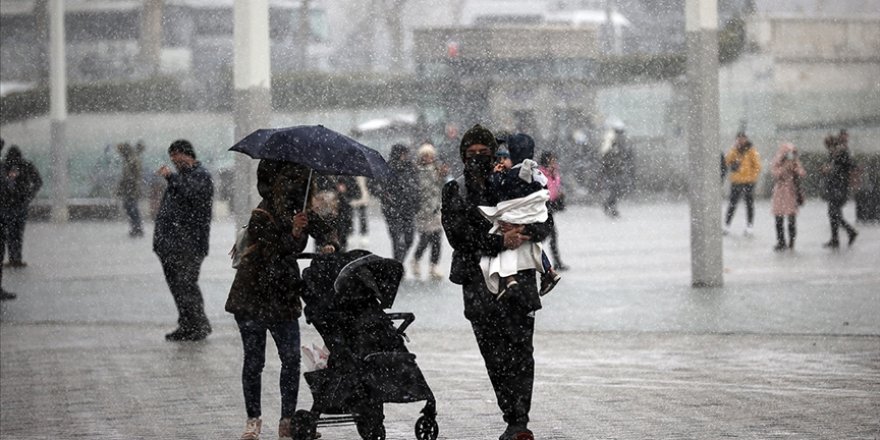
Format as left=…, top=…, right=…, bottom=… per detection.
left=378, top=158, right=420, bottom=224
left=152, top=162, right=214, bottom=257
left=824, top=150, right=855, bottom=202
left=1, top=154, right=42, bottom=211
left=225, top=200, right=338, bottom=322
left=441, top=175, right=552, bottom=320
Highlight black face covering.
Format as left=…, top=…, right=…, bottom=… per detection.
left=464, top=155, right=493, bottom=177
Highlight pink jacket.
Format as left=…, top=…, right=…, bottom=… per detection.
left=771, top=143, right=807, bottom=216
left=539, top=165, right=562, bottom=201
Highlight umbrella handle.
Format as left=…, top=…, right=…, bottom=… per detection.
left=302, top=169, right=313, bottom=213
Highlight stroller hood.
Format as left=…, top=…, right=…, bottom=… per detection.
left=335, top=252, right=403, bottom=308
left=303, top=250, right=403, bottom=309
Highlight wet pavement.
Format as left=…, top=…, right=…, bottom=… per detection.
left=2, top=200, right=879, bottom=439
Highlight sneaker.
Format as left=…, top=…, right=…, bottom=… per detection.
left=848, top=230, right=858, bottom=246
left=744, top=225, right=754, bottom=237
left=240, top=417, right=262, bottom=440
left=4, top=260, right=27, bottom=268
left=0, top=290, right=16, bottom=301
left=429, top=264, right=444, bottom=280
left=773, top=243, right=787, bottom=252
left=410, top=260, right=421, bottom=279
left=823, top=240, right=840, bottom=249
left=278, top=417, right=292, bottom=440
left=540, top=271, right=562, bottom=296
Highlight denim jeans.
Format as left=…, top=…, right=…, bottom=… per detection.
left=236, top=318, right=301, bottom=419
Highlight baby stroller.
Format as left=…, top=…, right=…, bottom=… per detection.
left=292, top=250, right=439, bottom=440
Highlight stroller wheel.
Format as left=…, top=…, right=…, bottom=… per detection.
left=415, top=415, right=439, bottom=440
left=356, top=421, right=386, bottom=440
left=292, top=410, right=317, bottom=440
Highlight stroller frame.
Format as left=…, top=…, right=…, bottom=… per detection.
left=292, top=252, right=439, bottom=440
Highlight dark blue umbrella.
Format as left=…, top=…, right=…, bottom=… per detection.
left=229, top=125, right=391, bottom=179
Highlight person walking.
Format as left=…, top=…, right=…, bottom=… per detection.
left=723, top=133, right=762, bottom=236
left=770, top=143, right=806, bottom=251
left=117, top=142, right=145, bottom=237
left=441, top=124, right=552, bottom=440
left=2, top=145, right=43, bottom=268
left=0, top=139, right=17, bottom=300
left=377, top=144, right=419, bottom=264
left=599, top=123, right=628, bottom=218
left=821, top=135, right=858, bottom=248
left=538, top=150, right=568, bottom=271
left=411, top=143, right=447, bottom=280
left=226, top=160, right=338, bottom=440
left=349, top=176, right=371, bottom=248
left=153, top=140, right=214, bottom=342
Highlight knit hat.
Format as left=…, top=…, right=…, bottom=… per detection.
left=168, top=139, right=196, bottom=159
left=506, top=133, right=535, bottom=165
left=459, top=124, right=498, bottom=161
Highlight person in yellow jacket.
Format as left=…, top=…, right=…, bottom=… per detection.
left=723, top=133, right=762, bottom=235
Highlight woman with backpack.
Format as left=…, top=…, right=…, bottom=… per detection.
left=225, top=160, right=339, bottom=440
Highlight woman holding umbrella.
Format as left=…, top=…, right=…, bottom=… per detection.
left=225, top=160, right=339, bottom=440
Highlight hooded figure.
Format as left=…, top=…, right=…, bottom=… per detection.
left=375, top=144, right=420, bottom=262
left=226, top=160, right=338, bottom=322
left=441, top=124, right=553, bottom=439
left=2, top=145, right=42, bottom=267
left=225, top=159, right=339, bottom=440
left=770, top=143, right=807, bottom=250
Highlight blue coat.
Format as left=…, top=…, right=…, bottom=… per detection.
left=153, top=163, right=214, bottom=257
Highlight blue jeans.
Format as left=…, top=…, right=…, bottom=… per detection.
left=236, top=318, right=301, bottom=419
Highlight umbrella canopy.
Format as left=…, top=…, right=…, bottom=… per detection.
left=230, top=125, right=391, bottom=179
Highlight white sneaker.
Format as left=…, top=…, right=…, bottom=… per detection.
left=429, top=264, right=444, bottom=280
left=410, top=260, right=421, bottom=279
left=744, top=225, right=754, bottom=237
left=240, top=417, right=261, bottom=440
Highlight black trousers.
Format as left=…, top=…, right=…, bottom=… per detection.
left=725, top=183, right=755, bottom=226
left=414, top=230, right=442, bottom=264
left=775, top=215, right=796, bottom=245
left=827, top=198, right=856, bottom=242
left=2, top=209, right=27, bottom=263
left=466, top=282, right=535, bottom=426
left=386, top=215, right=414, bottom=262
left=122, top=196, right=143, bottom=234
left=158, top=253, right=210, bottom=333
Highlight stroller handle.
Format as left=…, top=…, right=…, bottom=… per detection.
left=387, top=312, right=415, bottom=336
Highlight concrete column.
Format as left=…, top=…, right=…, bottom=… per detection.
left=49, top=0, right=68, bottom=223
left=232, top=0, right=272, bottom=224
left=685, top=0, right=723, bottom=287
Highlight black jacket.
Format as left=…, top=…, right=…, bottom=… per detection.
left=824, top=150, right=855, bottom=202
left=441, top=175, right=552, bottom=320
left=153, top=163, right=214, bottom=257
left=1, top=158, right=42, bottom=210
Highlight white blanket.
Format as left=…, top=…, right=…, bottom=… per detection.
left=478, top=189, right=550, bottom=294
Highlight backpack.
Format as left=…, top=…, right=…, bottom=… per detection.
left=229, top=208, right=274, bottom=269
